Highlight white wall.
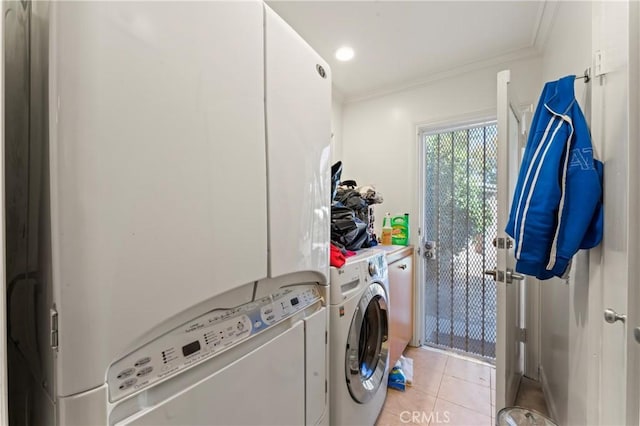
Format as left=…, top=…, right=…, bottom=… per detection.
left=331, top=96, right=343, bottom=165
left=340, top=56, right=541, bottom=243
left=537, top=2, right=593, bottom=425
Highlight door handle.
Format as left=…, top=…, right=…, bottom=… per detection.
left=634, top=327, right=640, bottom=344
left=484, top=268, right=524, bottom=283
left=423, top=241, right=436, bottom=260
left=507, top=270, right=525, bottom=282
left=398, top=263, right=407, bottom=270
left=604, top=308, right=626, bottom=324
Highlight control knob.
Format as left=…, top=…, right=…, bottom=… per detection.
left=368, top=262, right=378, bottom=277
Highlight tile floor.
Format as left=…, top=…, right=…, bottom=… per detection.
left=376, top=347, right=496, bottom=426
left=514, top=376, right=550, bottom=418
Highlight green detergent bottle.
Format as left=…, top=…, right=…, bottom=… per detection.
left=391, top=213, right=409, bottom=246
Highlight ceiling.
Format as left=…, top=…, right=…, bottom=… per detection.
left=267, top=1, right=555, bottom=102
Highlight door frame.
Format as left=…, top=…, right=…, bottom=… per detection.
left=589, top=1, right=640, bottom=424
left=414, top=105, right=542, bottom=378
left=625, top=0, right=640, bottom=422
left=495, top=69, right=526, bottom=409
left=414, top=110, right=495, bottom=349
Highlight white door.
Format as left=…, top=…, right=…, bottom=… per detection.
left=493, top=70, right=524, bottom=411
left=592, top=1, right=640, bottom=424
left=51, top=1, right=269, bottom=396
left=264, top=6, right=331, bottom=284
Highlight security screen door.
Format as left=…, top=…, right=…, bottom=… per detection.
left=422, top=121, right=498, bottom=360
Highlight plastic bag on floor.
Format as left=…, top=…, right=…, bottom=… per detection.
left=387, top=361, right=406, bottom=391
left=399, top=355, right=413, bottom=386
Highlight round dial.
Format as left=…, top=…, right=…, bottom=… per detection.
left=368, top=262, right=378, bottom=277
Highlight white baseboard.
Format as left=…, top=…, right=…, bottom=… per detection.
left=539, top=365, right=559, bottom=423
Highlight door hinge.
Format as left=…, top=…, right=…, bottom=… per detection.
left=50, top=307, right=59, bottom=351
left=517, top=327, right=527, bottom=343
left=325, top=331, right=328, bottom=344
left=594, top=50, right=605, bottom=77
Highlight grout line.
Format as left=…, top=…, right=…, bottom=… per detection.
left=441, top=359, right=492, bottom=389
left=437, top=371, right=493, bottom=417
left=441, top=374, right=493, bottom=394
left=415, top=344, right=495, bottom=368
left=443, top=376, right=492, bottom=390
left=434, top=355, right=449, bottom=398
left=435, top=396, right=493, bottom=420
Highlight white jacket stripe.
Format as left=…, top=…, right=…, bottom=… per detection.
left=514, top=116, right=557, bottom=259
left=516, top=118, right=565, bottom=260
left=547, top=116, right=574, bottom=269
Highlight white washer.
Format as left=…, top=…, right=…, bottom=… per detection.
left=330, top=249, right=390, bottom=426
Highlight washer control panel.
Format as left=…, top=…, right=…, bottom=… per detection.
left=107, top=285, right=321, bottom=402
left=367, top=253, right=387, bottom=281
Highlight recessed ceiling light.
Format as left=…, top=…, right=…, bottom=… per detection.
left=335, top=46, right=354, bottom=62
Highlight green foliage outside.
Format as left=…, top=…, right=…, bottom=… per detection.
left=425, top=126, right=497, bottom=257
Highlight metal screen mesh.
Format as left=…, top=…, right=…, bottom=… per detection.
left=424, top=123, right=497, bottom=359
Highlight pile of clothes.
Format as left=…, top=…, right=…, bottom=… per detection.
left=330, top=161, right=383, bottom=255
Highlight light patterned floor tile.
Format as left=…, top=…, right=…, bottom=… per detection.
left=403, top=347, right=447, bottom=396
left=375, top=409, right=407, bottom=426
left=433, top=398, right=492, bottom=426
left=437, top=375, right=492, bottom=417
left=444, top=356, right=491, bottom=388
left=409, top=363, right=444, bottom=396
left=491, top=385, right=495, bottom=408
left=490, top=367, right=496, bottom=390
left=382, top=387, right=437, bottom=417
left=404, top=347, right=448, bottom=374
left=377, top=349, right=495, bottom=426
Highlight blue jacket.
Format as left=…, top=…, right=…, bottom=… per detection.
left=506, top=75, right=603, bottom=280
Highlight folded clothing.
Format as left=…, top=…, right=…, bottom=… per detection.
left=330, top=244, right=346, bottom=268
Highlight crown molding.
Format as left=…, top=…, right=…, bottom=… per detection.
left=532, top=0, right=558, bottom=51
left=344, top=46, right=542, bottom=104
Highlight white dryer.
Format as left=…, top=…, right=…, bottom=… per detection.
left=330, top=250, right=390, bottom=426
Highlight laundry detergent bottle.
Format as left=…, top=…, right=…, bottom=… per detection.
left=391, top=213, right=409, bottom=246
left=381, top=213, right=393, bottom=245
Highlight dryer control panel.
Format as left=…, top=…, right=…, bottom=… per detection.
left=107, top=285, right=321, bottom=402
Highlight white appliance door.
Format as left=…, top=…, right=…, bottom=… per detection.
left=305, top=308, right=328, bottom=425
left=264, top=6, right=331, bottom=284
left=345, top=282, right=389, bottom=404
left=50, top=1, right=268, bottom=396
left=117, top=322, right=306, bottom=426
left=494, top=69, right=524, bottom=411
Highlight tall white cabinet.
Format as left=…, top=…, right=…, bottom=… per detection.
left=265, top=7, right=332, bottom=284
left=49, top=2, right=271, bottom=398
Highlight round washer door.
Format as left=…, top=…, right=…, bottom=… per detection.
left=344, top=282, right=389, bottom=403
